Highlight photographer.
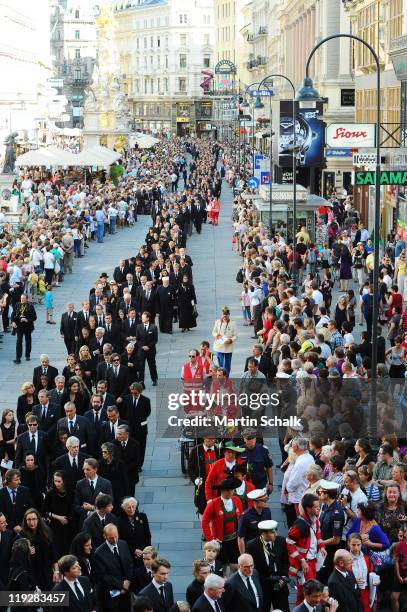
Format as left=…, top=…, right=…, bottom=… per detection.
left=339, top=470, right=367, bottom=543
left=246, top=520, right=290, bottom=612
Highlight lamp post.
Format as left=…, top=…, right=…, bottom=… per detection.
left=255, top=74, right=298, bottom=291
left=253, top=84, right=273, bottom=236
left=241, top=82, right=262, bottom=178
left=296, top=34, right=381, bottom=443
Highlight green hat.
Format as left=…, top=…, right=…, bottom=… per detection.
left=223, top=441, right=245, bottom=453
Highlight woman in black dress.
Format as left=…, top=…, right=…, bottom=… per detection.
left=19, top=453, right=46, bottom=511
left=49, top=429, right=69, bottom=462
left=178, top=274, right=197, bottom=332
left=43, top=471, right=74, bottom=559
left=16, top=382, right=37, bottom=431
left=61, top=378, right=87, bottom=416
left=8, top=538, right=38, bottom=612
left=20, top=508, right=59, bottom=591
left=61, top=354, right=77, bottom=381
left=75, top=327, right=91, bottom=355
left=70, top=532, right=95, bottom=585
left=0, top=408, right=16, bottom=466
left=117, top=496, right=151, bottom=563
left=121, top=342, right=140, bottom=385
left=99, top=443, right=129, bottom=513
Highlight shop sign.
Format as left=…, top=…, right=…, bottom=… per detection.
left=325, top=148, right=352, bottom=157
left=354, top=170, right=407, bottom=186
left=327, top=124, right=376, bottom=148
left=177, top=117, right=189, bottom=123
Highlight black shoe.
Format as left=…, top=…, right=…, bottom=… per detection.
left=251, top=336, right=258, bottom=339
left=26, top=357, right=31, bottom=361
left=152, top=381, right=157, bottom=386
left=13, top=359, right=21, bottom=364
left=138, top=467, right=143, bottom=473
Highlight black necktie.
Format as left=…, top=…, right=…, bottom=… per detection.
left=74, top=581, right=84, bottom=601
left=41, top=407, right=46, bottom=423
left=111, top=424, right=115, bottom=437
left=72, top=457, right=77, bottom=470
left=107, top=325, right=110, bottom=332
left=89, top=481, right=95, bottom=495
left=69, top=420, right=74, bottom=434
left=159, top=586, right=165, bottom=602
left=246, top=577, right=256, bottom=603
left=30, top=435, right=36, bottom=451
left=214, top=602, right=221, bottom=612
left=95, top=412, right=99, bottom=425
left=210, top=565, right=215, bottom=573
left=100, top=517, right=105, bottom=527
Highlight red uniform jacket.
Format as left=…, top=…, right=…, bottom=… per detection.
left=201, top=495, right=243, bottom=542
left=205, top=457, right=246, bottom=501
left=286, top=512, right=324, bottom=577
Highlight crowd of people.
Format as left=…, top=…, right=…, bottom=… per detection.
left=0, top=133, right=406, bottom=612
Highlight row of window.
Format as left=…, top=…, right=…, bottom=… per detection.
left=133, top=14, right=196, bottom=29
left=134, top=33, right=211, bottom=50
left=133, top=77, right=188, bottom=95
left=129, top=54, right=210, bottom=69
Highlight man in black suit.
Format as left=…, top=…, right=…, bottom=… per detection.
left=32, top=389, right=60, bottom=436
left=186, top=561, right=211, bottom=609
left=94, top=523, right=134, bottom=611
left=122, top=273, right=137, bottom=297
left=75, top=301, right=91, bottom=339
left=121, top=309, right=139, bottom=346
left=133, top=547, right=156, bottom=593
left=113, top=259, right=129, bottom=285
left=52, top=435, right=87, bottom=492
left=103, top=313, right=121, bottom=352
left=32, top=354, right=59, bottom=389
left=83, top=493, right=117, bottom=548
left=57, top=402, right=93, bottom=453
left=84, top=394, right=107, bottom=450
left=135, top=277, right=148, bottom=311
left=100, top=406, right=128, bottom=445
left=292, top=579, right=325, bottom=612
left=224, top=554, right=263, bottom=612
left=0, top=469, right=33, bottom=532
left=96, top=353, right=113, bottom=384
left=244, top=345, right=272, bottom=380
left=52, top=554, right=95, bottom=612
left=106, top=354, right=129, bottom=398
left=60, top=303, right=78, bottom=354
left=187, top=435, right=221, bottom=515
left=0, top=512, right=16, bottom=594
left=139, top=558, right=174, bottom=612
left=74, top=458, right=113, bottom=524
left=135, top=312, right=158, bottom=386
left=118, top=293, right=137, bottom=318
left=140, top=281, right=157, bottom=319
left=15, top=414, right=49, bottom=470
left=327, top=550, right=362, bottom=612
left=49, top=376, right=66, bottom=410
left=89, top=327, right=107, bottom=360
left=192, top=574, right=226, bottom=612
left=96, top=380, right=116, bottom=410
left=121, top=383, right=151, bottom=467
left=114, top=425, right=140, bottom=494
left=246, top=520, right=290, bottom=612
left=12, top=294, right=37, bottom=363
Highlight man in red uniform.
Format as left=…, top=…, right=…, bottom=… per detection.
left=286, top=493, right=326, bottom=606
left=201, top=477, right=243, bottom=566
left=181, top=349, right=204, bottom=414
left=205, top=442, right=245, bottom=502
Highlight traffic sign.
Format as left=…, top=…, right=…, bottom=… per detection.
left=249, top=89, right=274, bottom=97
left=261, top=172, right=271, bottom=185
left=248, top=177, right=259, bottom=189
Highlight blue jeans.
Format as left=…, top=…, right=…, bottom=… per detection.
left=97, top=222, right=104, bottom=243
left=74, top=239, right=81, bottom=257
left=109, top=217, right=117, bottom=234
left=216, top=352, right=232, bottom=375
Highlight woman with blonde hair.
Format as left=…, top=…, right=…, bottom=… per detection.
left=16, top=382, right=37, bottom=427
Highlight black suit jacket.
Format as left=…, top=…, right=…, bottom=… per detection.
left=121, top=319, right=138, bottom=344
left=186, top=579, right=204, bottom=608
left=74, top=476, right=113, bottom=522
left=113, top=437, right=140, bottom=486
left=0, top=529, right=16, bottom=587
left=192, top=594, right=225, bottom=612
left=140, top=290, right=157, bottom=318
left=106, top=365, right=129, bottom=397
left=57, top=415, right=92, bottom=452
left=139, top=581, right=174, bottom=612
left=113, top=266, right=129, bottom=285
left=32, top=402, right=61, bottom=434
left=135, top=323, right=158, bottom=353
left=224, top=570, right=263, bottom=612
left=94, top=540, right=134, bottom=607
left=33, top=364, right=58, bottom=389
left=75, top=311, right=91, bottom=336
left=121, top=394, right=151, bottom=437
left=0, top=485, right=33, bottom=529
left=100, top=392, right=116, bottom=410
left=52, top=576, right=95, bottom=612
left=103, top=323, right=122, bottom=350
left=12, top=302, right=37, bottom=331
left=52, top=452, right=87, bottom=492
left=83, top=511, right=118, bottom=548
left=49, top=388, right=66, bottom=410
left=60, top=311, right=78, bottom=340
left=133, top=565, right=152, bottom=594
left=99, top=419, right=128, bottom=445
left=15, top=429, right=49, bottom=469
left=89, top=337, right=107, bottom=359
left=246, top=535, right=289, bottom=582
left=293, top=605, right=324, bottom=612
left=327, top=569, right=363, bottom=612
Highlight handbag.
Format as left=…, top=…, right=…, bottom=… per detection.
left=192, top=305, right=198, bottom=318
left=236, top=268, right=244, bottom=283
left=369, top=548, right=394, bottom=571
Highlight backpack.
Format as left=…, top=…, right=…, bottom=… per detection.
left=307, top=249, right=316, bottom=264
left=236, top=268, right=244, bottom=283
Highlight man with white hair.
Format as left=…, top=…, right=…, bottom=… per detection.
left=32, top=353, right=58, bottom=388
left=225, top=553, right=263, bottom=612
left=192, top=574, right=225, bottom=612
left=52, top=435, right=87, bottom=491
left=285, top=438, right=315, bottom=526
left=89, top=326, right=106, bottom=358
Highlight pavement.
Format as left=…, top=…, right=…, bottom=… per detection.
left=0, top=178, right=362, bottom=600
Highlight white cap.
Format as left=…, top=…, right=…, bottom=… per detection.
left=318, top=479, right=340, bottom=491
left=247, top=488, right=268, bottom=501
left=258, top=520, right=278, bottom=531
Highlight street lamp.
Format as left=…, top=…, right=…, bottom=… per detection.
left=296, top=33, right=381, bottom=443
left=256, top=74, right=298, bottom=291
left=253, top=86, right=273, bottom=236
left=242, top=82, right=262, bottom=178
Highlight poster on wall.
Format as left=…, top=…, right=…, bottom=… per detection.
left=278, top=100, right=325, bottom=167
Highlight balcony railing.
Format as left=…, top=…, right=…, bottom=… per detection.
left=247, top=56, right=268, bottom=70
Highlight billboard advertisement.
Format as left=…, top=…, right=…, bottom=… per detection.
left=326, top=123, right=376, bottom=148
left=278, top=100, right=325, bottom=167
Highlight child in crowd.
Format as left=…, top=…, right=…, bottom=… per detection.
left=44, top=284, right=55, bottom=324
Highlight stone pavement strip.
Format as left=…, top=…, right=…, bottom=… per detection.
left=0, top=184, right=287, bottom=599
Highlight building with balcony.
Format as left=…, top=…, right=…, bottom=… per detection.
left=50, top=0, right=96, bottom=128
left=113, top=0, right=214, bottom=136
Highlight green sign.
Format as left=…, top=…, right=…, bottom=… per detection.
left=354, top=170, right=407, bottom=186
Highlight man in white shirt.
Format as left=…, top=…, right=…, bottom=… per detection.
left=54, top=554, right=94, bottom=611
left=226, top=554, right=263, bottom=611
left=199, top=574, right=226, bottom=612
left=340, top=470, right=367, bottom=540
left=285, top=438, right=315, bottom=522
